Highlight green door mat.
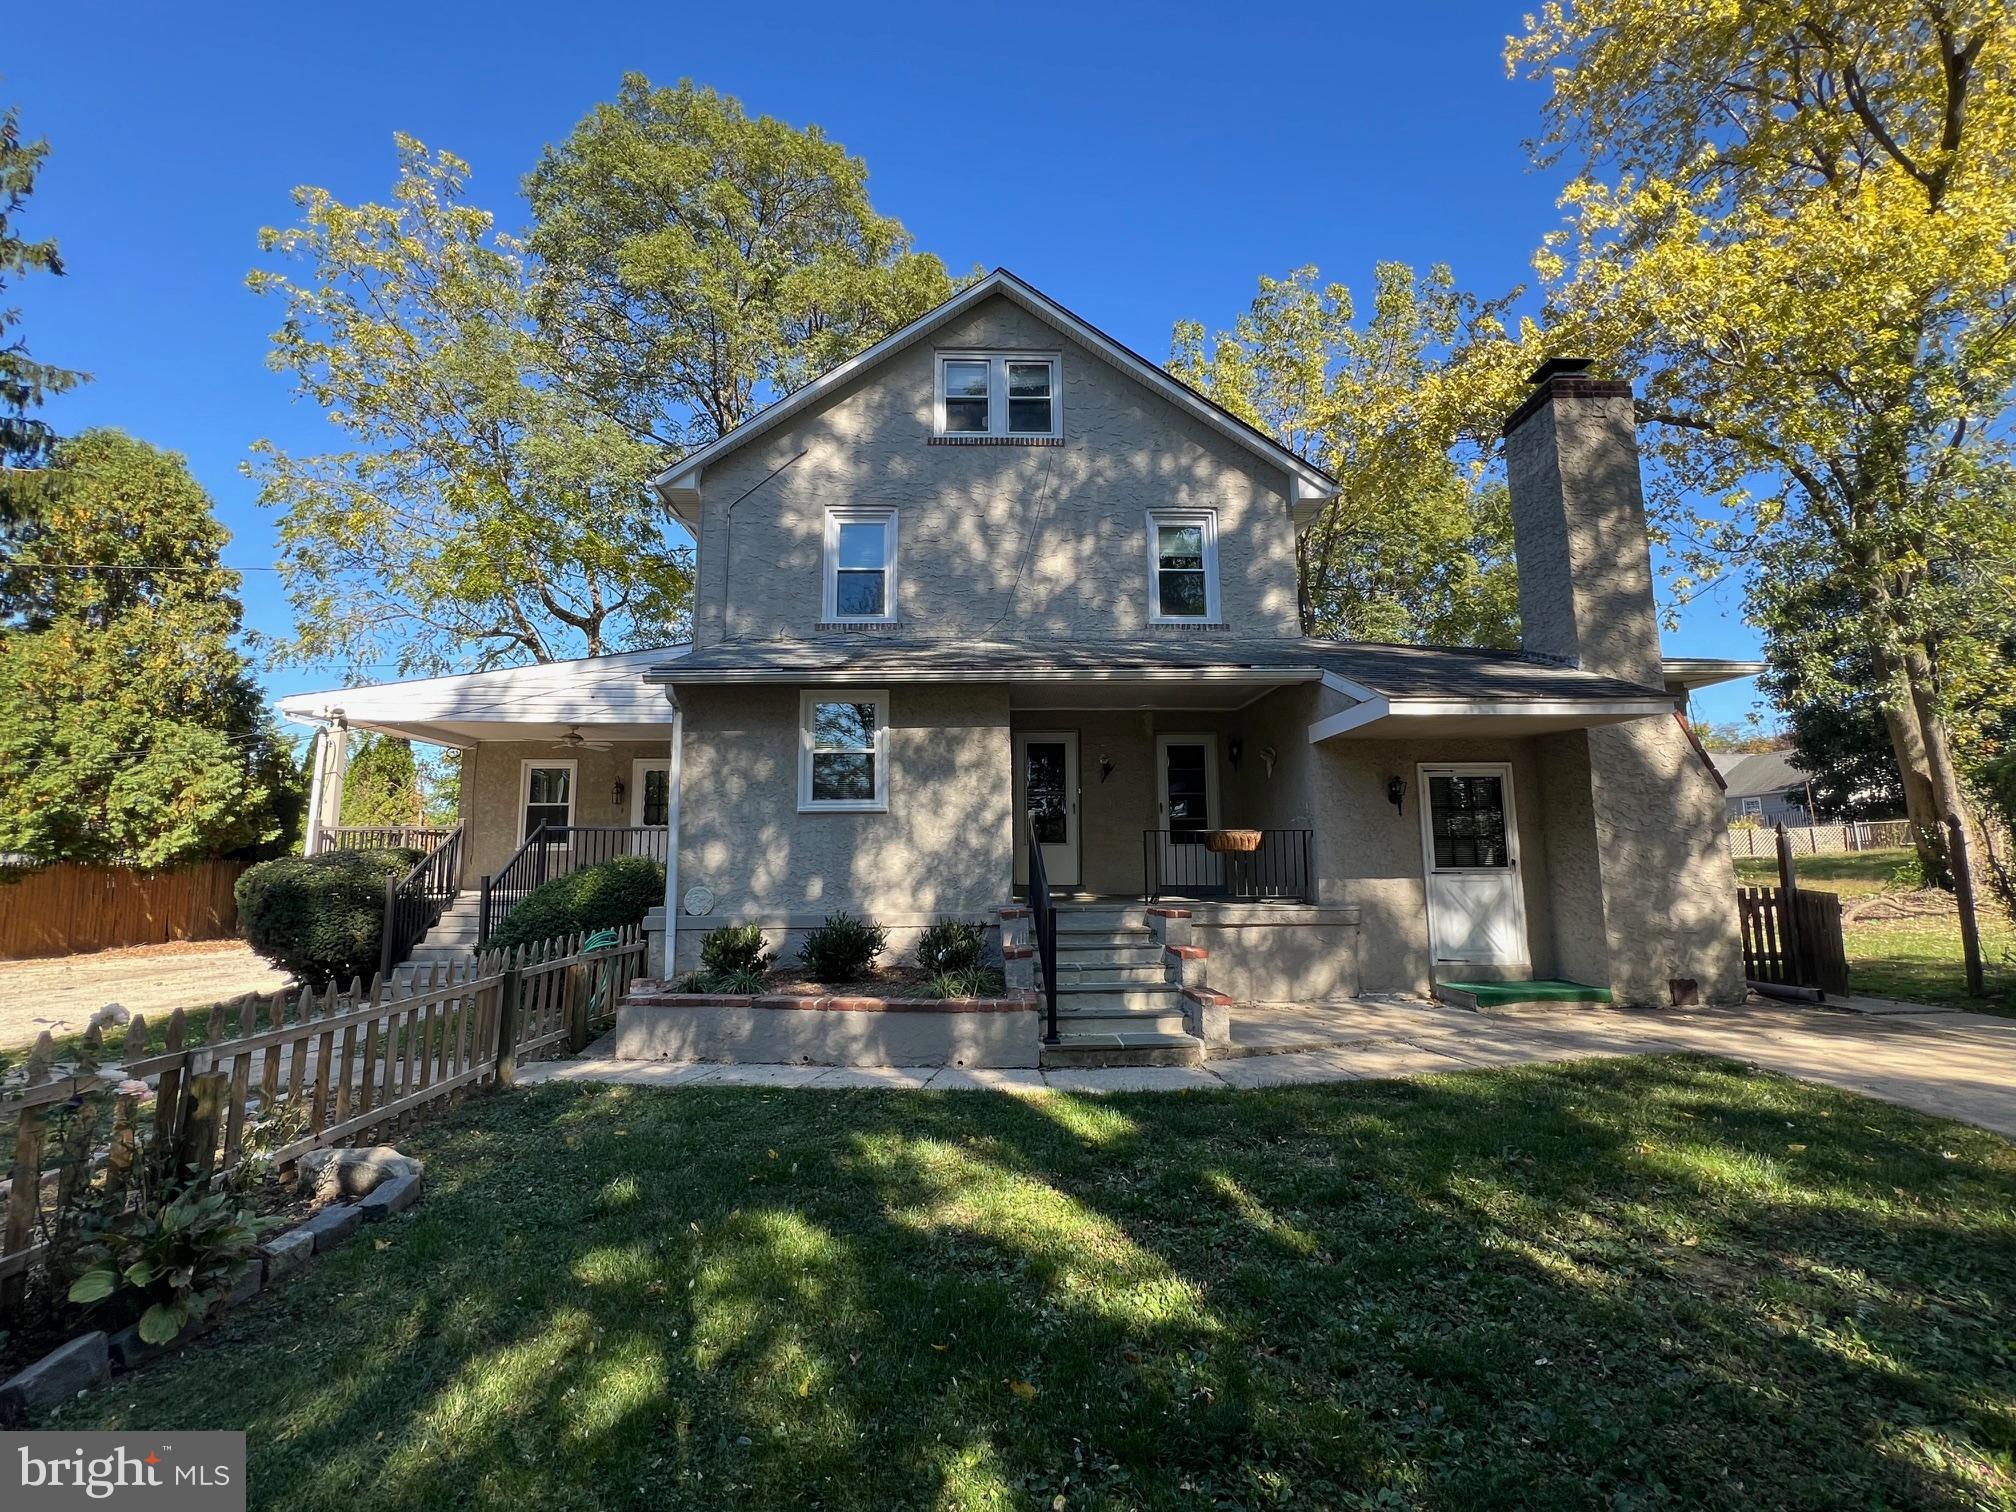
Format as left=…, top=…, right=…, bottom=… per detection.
left=1437, top=979, right=1613, bottom=1007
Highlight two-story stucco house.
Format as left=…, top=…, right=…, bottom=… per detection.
left=282, top=270, right=1752, bottom=1065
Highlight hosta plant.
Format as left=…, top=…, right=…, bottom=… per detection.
left=68, top=1187, right=277, bottom=1344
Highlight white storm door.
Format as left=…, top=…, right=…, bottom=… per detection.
left=1014, top=732, right=1080, bottom=889
left=1419, top=763, right=1529, bottom=971
left=1155, top=734, right=1222, bottom=895
left=630, top=759, right=671, bottom=856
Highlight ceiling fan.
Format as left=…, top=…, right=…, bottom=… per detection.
left=551, top=726, right=613, bottom=752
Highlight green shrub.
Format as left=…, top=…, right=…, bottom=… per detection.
left=236, top=846, right=423, bottom=986
left=798, top=911, right=888, bottom=983
left=925, top=966, right=1006, bottom=1000
left=700, top=922, right=774, bottom=977
left=678, top=964, right=766, bottom=995
left=486, top=855, right=665, bottom=954
left=913, top=917, right=987, bottom=974
left=68, top=1187, right=274, bottom=1344
left=1892, top=853, right=1931, bottom=890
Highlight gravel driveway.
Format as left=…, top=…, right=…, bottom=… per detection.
left=0, top=939, right=292, bottom=1050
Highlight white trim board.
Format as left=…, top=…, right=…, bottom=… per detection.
left=652, top=269, right=1338, bottom=526
left=1308, top=696, right=1677, bottom=743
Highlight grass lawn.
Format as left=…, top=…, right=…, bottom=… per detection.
left=1736, top=847, right=2016, bottom=1013
left=48, top=1059, right=2016, bottom=1509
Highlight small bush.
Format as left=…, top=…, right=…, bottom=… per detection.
left=487, top=855, right=665, bottom=953
left=798, top=911, right=888, bottom=983
left=913, top=917, right=987, bottom=974
left=236, top=847, right=424, bottom=986
left=701, top=922, right=774, bottom=977
left=925, top=966, right=1006, bottom=1000
left=1892, top=853, right=1932, bottom=890
left=676, top=963, right=766, bottom=995
left=68, top=1187, right=274, bottom=1344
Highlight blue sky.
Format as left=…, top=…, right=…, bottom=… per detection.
left=9, top=0, right=1765, bottom=723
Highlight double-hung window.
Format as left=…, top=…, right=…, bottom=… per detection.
left=519, top=759, right=575, bottom=844
left=823, top=507, right=897, bottom=622
left=1146, top=509, right=1220, bottom=623
left=799, top=690, right=890, bottom=812
left=935, top=353, right=1061, bottom=438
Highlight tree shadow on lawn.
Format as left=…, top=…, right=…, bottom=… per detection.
left=55, top=1053, right=2016, bottom=1510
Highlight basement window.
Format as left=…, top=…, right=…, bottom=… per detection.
left=799, top=690, right=890, bottom=812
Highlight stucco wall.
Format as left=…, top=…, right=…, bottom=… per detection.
left=460, top=740, right=673, bottom=880
left=673, top=683, right=1013, bottom=972
left=689, top=293, right=1303, bottom=646
left=1585, top=718, right=1747, bottom=1005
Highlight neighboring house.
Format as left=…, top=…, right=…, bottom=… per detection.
left=282, top=270, right=1752, bottom=1041
left=1712, top=749, right=1813, bottom=828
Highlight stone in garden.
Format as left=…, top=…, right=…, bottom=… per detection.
left=356, top=1171, right=422, bottom=1222
left=296, top=1146, right=423, bottom=1199
left=88, top=1001, right=130, bottom=1032
left=223, top=1259, right=264, bottom=1307
left=0, top=1331, right=109, bottom=1417
left=108, top=1317, right=204, bottom=1373
left=297, top=1202, right=364, bottom=1253
left=260, top=1225, right=315, bottom=1278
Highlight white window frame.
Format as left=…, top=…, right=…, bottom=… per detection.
left=1146, top=508, right=1221, bottom=624
left=518, top=758, right=577, bottom=845
left=933, top=351, right=1062, bottom=439
left=1740, top=796, right=1764, bottom=816
left=821, top=507, right=899, bottom=623
left=798, top=689, right=890, bottom=813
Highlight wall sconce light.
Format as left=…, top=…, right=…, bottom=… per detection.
left=1227, top=737, right=1243, bottom=772
left=1386, top=776, right=1407, bottom=813
left=1098, top=755, right=1116, bottom=784
left=612, top=778, right=627, bottom=810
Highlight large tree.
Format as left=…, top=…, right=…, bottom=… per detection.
left=249, top=137, right=687, bottom=676
left=1508, top=1, right=2016, bottom=887
left=1169, top=264, right=1527, bottom=645
left=0, top=430, right=301, bottom=866
left=0, top=102, right=87, bottom=505
left=524, top=75, right=959, bottom=451
left=339, top=732, right=422, bottom=829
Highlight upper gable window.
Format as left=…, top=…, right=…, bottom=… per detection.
left=935, top=353, right=1061, bottom=439
left=823, top=507, right=898, bottom=623
left=1147, top=509, right=1220, bottom=623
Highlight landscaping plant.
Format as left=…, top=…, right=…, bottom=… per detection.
left=913, top=917, right=987, bottom=975
left=235, top=846, right=424, bottom=986
left=797, top=912, right=887, bottom=983
left=699, top=922, right=774, bottom=977
left=67, top=1186, right=274, bottom=1345
left=485, top=855, right=664, bottom=953
left=925, top=966, right=1005, bottom=1000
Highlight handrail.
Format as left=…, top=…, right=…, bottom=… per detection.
left=1027, top=812, right=1060, bottom=1046
left=320, top=824, right=454, bottom=853
left=377, top=821, right=465, bottom=984
left=476, top=824, right=670, bottom=945
left=1143, top=828, right=1313, bottom=903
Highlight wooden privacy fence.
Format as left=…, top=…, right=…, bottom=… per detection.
left=1728, top=820, right=1913, bottom=859
left=0, top=860, right=247, bottom=960
left=1738, top=885, right=1850, bottom=995
left=0, top=924, right=644, bottom=1299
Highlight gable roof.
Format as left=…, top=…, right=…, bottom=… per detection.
left=1711, top=749, right=1808, bottom=798
left=651, top=269, right=1340, bottom=527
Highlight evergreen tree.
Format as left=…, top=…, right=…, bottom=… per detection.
left=0, top=102, right=87, bottom=505
left=340, top=732, right=422, bottom=829
left=0, top=430, right=300, bottom=865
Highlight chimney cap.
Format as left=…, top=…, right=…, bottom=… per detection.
left=1526, top=356, right=1594, bottom=384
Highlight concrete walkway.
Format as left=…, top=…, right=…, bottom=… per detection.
left=521, top=996, right=2016, bottom=1139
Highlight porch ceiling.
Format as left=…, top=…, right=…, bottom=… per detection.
left=328, top=719, right=677, bottom=748
left=1307, top=696, right=1679, bottom=742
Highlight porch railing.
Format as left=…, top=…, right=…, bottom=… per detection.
left=319, top=824, right=454, bottom=854
left=1143, top=829, right=1313, bottom=904
left=1027, top=812, right=1060, bottom=1046
left=378, top=822, right=466, bottom=983
left=477, top=824, right=669, bottom=945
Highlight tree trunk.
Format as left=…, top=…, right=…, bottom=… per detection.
left=1871, top=645, right=1946, bottom=878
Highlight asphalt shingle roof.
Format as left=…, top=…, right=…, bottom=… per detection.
left=649, top=637, right=1670, bottom=703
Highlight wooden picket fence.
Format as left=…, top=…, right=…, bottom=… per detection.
left=0, top=859, right=247, bottom=960
left=1737, top=885, right=1850, bottom=995
left=0, top=925, right=644, bottom=1304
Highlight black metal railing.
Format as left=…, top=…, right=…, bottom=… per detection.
left=377, top=822, right=465, bottom=982
left=477, top=824, right=670, bottom=944
left=1142, top=829, right=1313, bottom=903
left=320, top=824, right=454, bottom=853
left=1027, top=813, right=1060, bottom=1046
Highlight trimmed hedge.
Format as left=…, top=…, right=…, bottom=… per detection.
left=236, top=847, right=423, bottom=987
left=486, top=855, right=665, bottom=954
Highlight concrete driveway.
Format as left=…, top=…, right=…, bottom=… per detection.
left=530, top=996, right=2016, bottom=1140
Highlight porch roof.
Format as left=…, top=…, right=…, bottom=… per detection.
left=276, top=645, right=686, bottom=746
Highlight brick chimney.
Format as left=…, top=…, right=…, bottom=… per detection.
left=1502, top=359, right=1662, bottom=688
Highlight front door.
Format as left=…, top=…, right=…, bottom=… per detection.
left=1419, top=763, right=1529, bottom=973
left=1014, top=732, right=1081, bottom=889
left=1154, top=733, right=1222, bottom=896
left=630, top=759, right=670, bottom=858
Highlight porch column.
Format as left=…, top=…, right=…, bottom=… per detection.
left=647, top=702, right=684, bottom=982
left=302, top=714, right=349, bottom=854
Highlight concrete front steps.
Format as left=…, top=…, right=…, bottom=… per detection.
left=389, top=894, right=486, bottom=984
left=1035, top=904, right=1206, bottom=1069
